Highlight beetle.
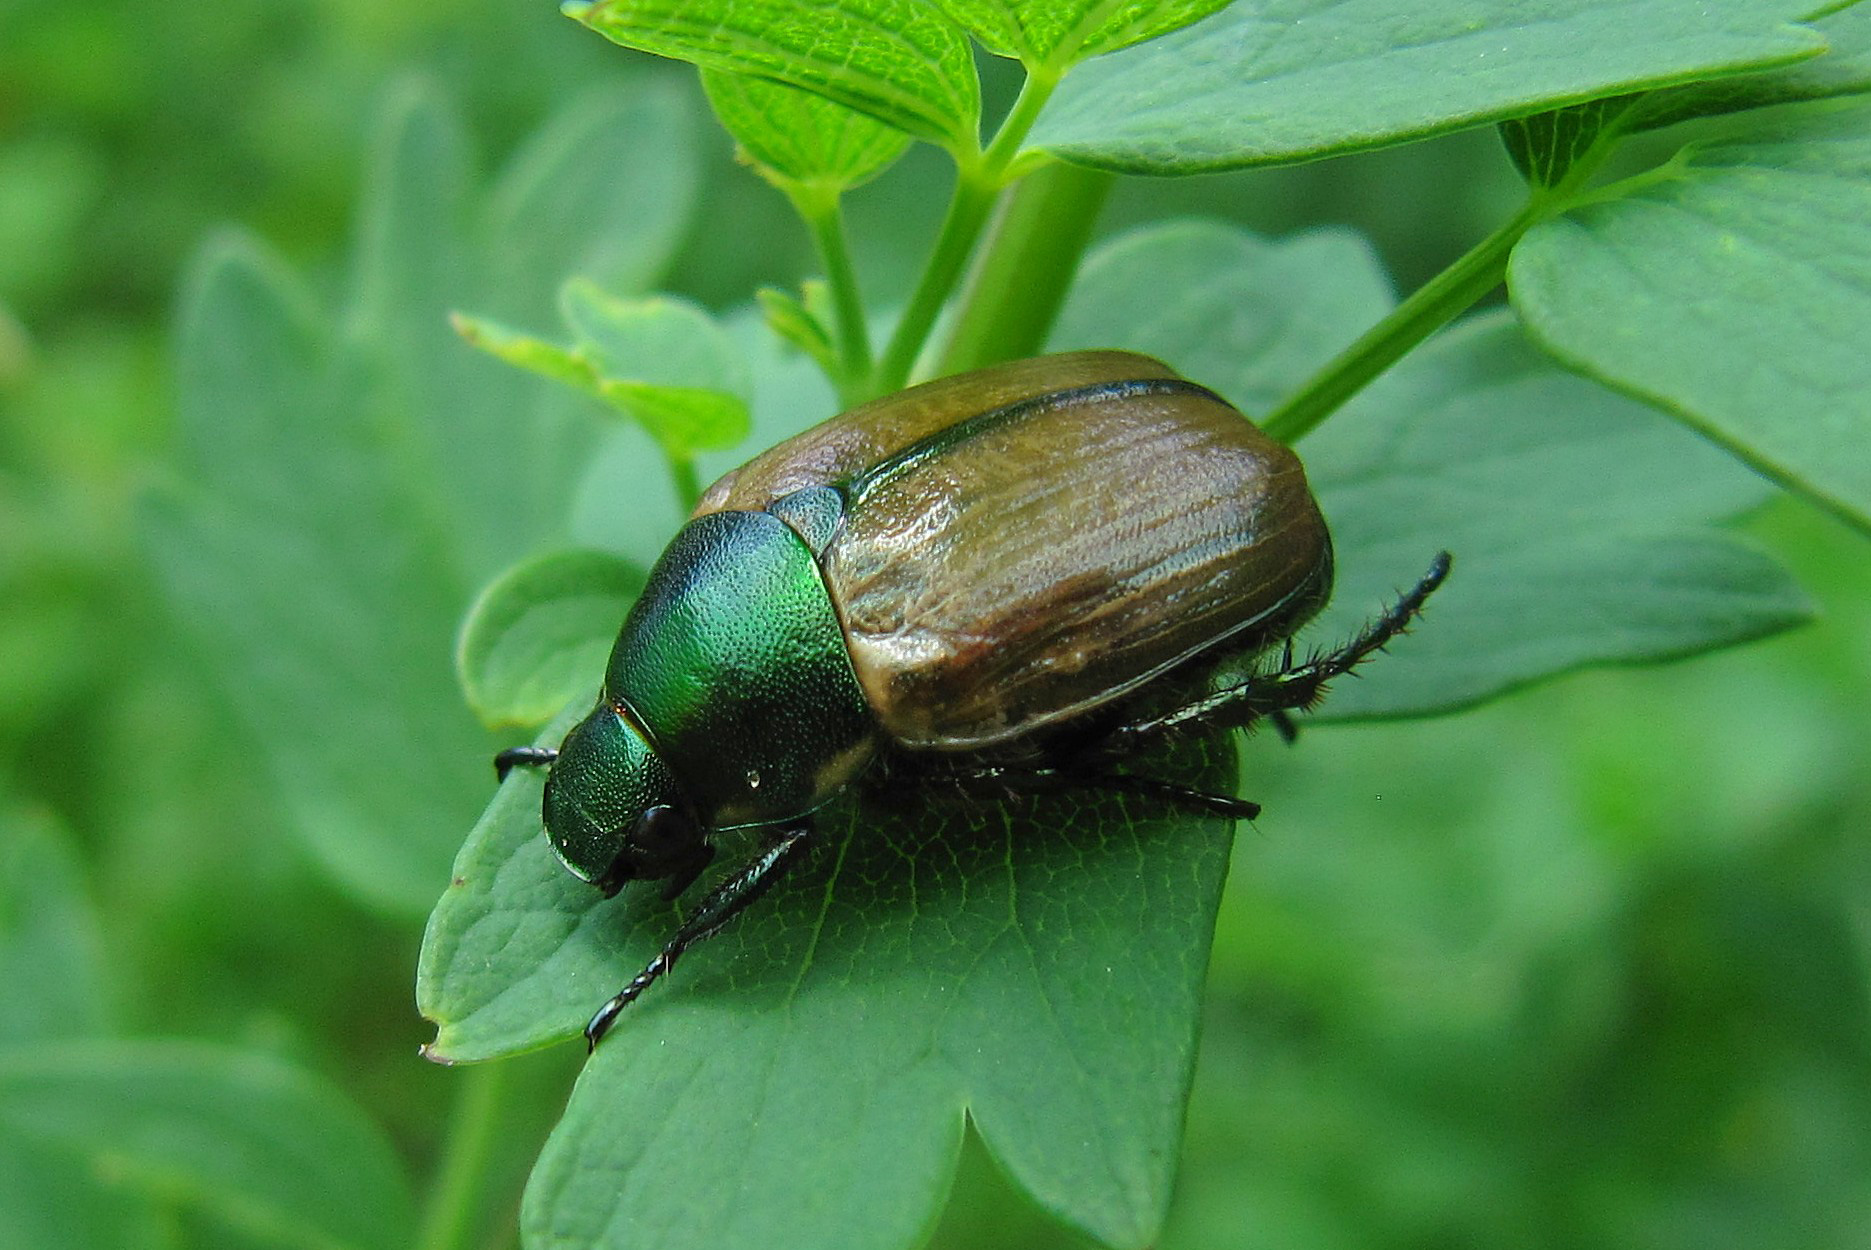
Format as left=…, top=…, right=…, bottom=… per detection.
left=496, top=350, right=1449, bottom=1047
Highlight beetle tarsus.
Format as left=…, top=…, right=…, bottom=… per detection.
left=1270, top=709, right=1300, bottom=744
left=493, top=745, right=558, bottom=782
left=584, top=821, right=814, bottom=1050
left=1081, top=771, right=1261, bottom=820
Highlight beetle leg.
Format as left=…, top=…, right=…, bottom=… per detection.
left=1092, top=552, right=1451, bottom=754
left=943, top=762, right=1261, bottom=821
left=657, top=838, right=717, bottom=902
left=493, top=745, right=558, bottom=782
left=584, top=820, right=813, bottom=1050
left=1073, top=772, right=1260, bottom=820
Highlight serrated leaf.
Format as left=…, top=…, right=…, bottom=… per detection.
left=567, top=0, right=982, bottom=155
left=0, top=804, right=109, bottom=1045
left=1053, top=222, right=1810, bottom=718
left=0, top=1040, right=413, bottom=1250
left=1512, top=97, right=1871, bottom=535
left=420, top=719, right=1236, bottom=1250
left=701, top=68, right=911, bottom=193
left=929, top=0, right=1232, bottom=67
left=1631, top=2, right=1871, bottom=131
left=1031, top=0, right=1826, bottom=173
left=457, top=550, right=645, bottom=730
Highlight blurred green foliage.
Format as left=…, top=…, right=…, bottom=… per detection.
left=1, top=1, right=1867, bottom=1249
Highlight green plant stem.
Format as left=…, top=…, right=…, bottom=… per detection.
left=799, top=193, right=872, bottom=398
left=669, top=455, right=701, bottom=513
left=418, top=1062, right=510, bottom=1250
left=936, top=160, right=1114, bottom=375
left=1259, top=196, right=1550, bottom=445
left=1262, top=110, right=1632, bottom=445
left=871, top=69, right=1063, bottom=395
left=872, top=171, right=999, bottom=395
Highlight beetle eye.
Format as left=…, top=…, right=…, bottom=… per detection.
left=631, top=804, right=694, bottom=854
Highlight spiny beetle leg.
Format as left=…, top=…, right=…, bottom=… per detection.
left=493, top=745, right=558, bottom=782
left=946, top=762, right=1260, bottom=822
left=584, top=820, right=814, bottom=1050
left=1092, top=551, right=1451, bottom=754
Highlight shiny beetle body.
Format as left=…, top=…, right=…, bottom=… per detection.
left=497, top=351, right=1449, bottom=1046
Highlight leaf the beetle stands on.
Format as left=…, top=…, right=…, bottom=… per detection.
left=423, top=715, right=1236, bottom=1250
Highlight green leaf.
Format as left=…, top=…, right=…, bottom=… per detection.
left=598, top=379, right=752, bottom=456
left=566, top=0, right=982, bottom=155
left=420, top=726, right=1236, bottom=1250
left=148, top=233, right=486, bottom=916
left=1499, top=95, right=1642, bottom=189
left=451, top=312, right=593, bottom=390
left=757, top=284, right=842, bottom=376
left=564, top=311, right=841, bottom=563
left=148, top=84, right=699, bottom=915
left=927, top=0, right=1233, bottom=68
left=0, top=1119, right=166, bottom=1250
left=1050, top=220, right=1396, bottom=417
left=700, top=68, right=911, bottom=194
left=482, top=80, right=700, bottom=332
left=1630, top=1, right=1871, bottom=131
left=459, top=289, right=753, bottom=457
left=456, top=550, right=645, bottom=730
left=0, top=803, right=109, bottom=1045
left=1030, top=0, right=1827, bottom=173
left=561, top=284, right=747, bottom=398
left=560, top=283, right=753, bottom=455
left=0, top=298, right=27, bottom=384
left=1053, top=221, right=1810, bottom=718
left=0, top=1040, right=413, bottom=1250
left=1303, top=313, right=1813, bottom=718
left=1512, top=98, right=1871, bottom=535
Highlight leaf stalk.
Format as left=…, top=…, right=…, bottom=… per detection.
left=417, top=1061, right=510, bottom=1250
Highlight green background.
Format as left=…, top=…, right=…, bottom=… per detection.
left=2, top=1, right=1866, bottom=1247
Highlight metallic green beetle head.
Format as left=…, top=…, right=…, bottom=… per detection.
left=542, top=701, right=694, bottom=897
